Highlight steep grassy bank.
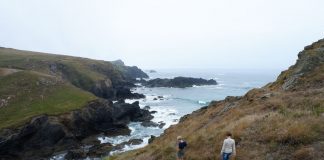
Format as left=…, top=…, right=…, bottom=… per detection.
left=0, top=69, right=96, bottom=129
left=0, top=47, right=150, bottom=130
left=112, top=39, right=324, bottom=160
left=0, top=48, right=152, bottom=159
left=0, top=47, right=148, bottom=99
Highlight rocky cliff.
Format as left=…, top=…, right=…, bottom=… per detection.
left=0, top=48, right=147, bottom=100
left=111, top=59, right=149, bottom=79
left=270, top=38, right=324, bottom=91
left=0, top=99, right=152, bottom=160
left=0, top=48, right=152, bottom=159
left=113, top=39, right=324, bottom=160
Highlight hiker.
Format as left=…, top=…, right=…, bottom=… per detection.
left=220, top=132, right=236, bottom=160
left=176, top=136, right=187, bottom=160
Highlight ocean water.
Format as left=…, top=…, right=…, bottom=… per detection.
left=99, top=68, right=281, bottom=155
left=51, top=68, right=281, bottom=159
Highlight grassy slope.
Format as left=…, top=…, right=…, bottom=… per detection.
left=0, top=47, right=139, bottom=130
left=0, top=47, right=147, bottom=130
left=112, top=41, right=324, bottom=160
left=0, top=47, right=124, bottom=89
left=0, top=70, right=96, bottom=129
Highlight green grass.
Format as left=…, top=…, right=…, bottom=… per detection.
left=312, top=103, right=324, bottom=116
left=0, top=70, right=96, bottom=129
left=0, top=47, right=129, bottom=129
left=0, top=47, right=124, bottom=85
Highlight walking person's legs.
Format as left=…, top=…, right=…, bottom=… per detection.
left=222, top=153, right=231, bottom=160
left=177, top=150, right=184, bottom=160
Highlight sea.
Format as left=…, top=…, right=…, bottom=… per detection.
left=51, top=68, right=281, bottom=159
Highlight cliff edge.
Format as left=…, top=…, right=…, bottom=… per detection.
left=113, top=39, right=324, bottom=160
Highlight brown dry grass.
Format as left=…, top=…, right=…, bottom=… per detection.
left=112, top=41, right=324, bottom=160
left=112, top=87, right=324, bottom=160
left=0, top=68, right=20, bottom=76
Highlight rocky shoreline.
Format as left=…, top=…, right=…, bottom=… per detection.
left=0, top=99, right=154, bottom=160
left=138, top=76, right=217, bottom=88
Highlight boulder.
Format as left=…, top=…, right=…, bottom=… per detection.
left=148, top=70, right=157, bottom=73
left=81, top=135, right=101, bottom=146
left=150, top=111, right=157, bottom=114
left=141, top=121, right=159, bottom=127
left=112, top=139, right=144, bottom=152
left=158, top=122, right=166, bottom=129
left=87, top=143, right=113, bottom=157
left=143, top=106, right=151, bottom=110
left=128, top=139, right=143, bottom=145
left=65, top=149, right=87, bottom=160
left=148, top=135, right=156, bottom=144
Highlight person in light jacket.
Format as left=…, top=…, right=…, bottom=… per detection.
left=220, top=132, right=236, bottom=160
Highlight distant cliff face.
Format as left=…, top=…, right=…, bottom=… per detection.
left=111, top=59, right=149, bottom=79
left=113, top=39, right=324, bottom=160
left=0, top=48, right=146, bottom=100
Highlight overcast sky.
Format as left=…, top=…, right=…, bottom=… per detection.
left=0, top=0, right=323, bottom=70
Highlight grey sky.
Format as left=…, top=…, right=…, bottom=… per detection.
left=0, top=0, right=323, bottom=70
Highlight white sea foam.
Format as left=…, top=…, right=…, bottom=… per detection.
left=150, top=106, right=179, bottom=129
left=198, top=100, right=207, bottom=105
left=109, top=137, right=150, bottom=155
left=192, top=85, right=223, bottom=90
left=99, top=92, right=181, bottom=155
left=125, top=93, right=171, bottom=105
left=99, top=105, right=180, bottom=146
left=134, top=83, right=142, bottom=86
left=193, top=85, right=217, bottom=88
left=50, top=153, right=66, bottom=160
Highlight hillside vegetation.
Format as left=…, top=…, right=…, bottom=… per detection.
left=112, top=39, right=324, bottom=160
left=0, top=47, right=148, bottom=99
left=0, top=47, right=147, bottom=130
left=0, top=48, right=121, bottom=80
left=0, top=69, right=96, bottom=129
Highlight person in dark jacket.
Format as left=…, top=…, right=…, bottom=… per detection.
left=176, top=136, right=187, bottom=160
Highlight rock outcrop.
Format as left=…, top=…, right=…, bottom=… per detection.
left=111, top=59, right=149, bottom=79
left=140, top=77, right=217, bottom=88
left=271, top=39, right=324, bottom=91
left=0, top=99, right=153, bottom=160
left=90, top=79, right=144, bottom=100
left=148, top=70, right=157, bottom=73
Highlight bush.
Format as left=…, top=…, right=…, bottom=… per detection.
left=292, top=147, right=314, bottom=160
